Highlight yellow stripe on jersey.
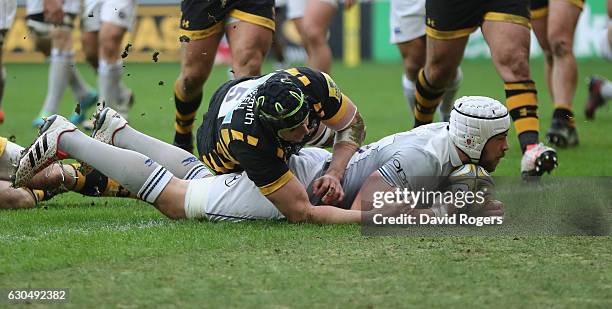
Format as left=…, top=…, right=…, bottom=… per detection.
left=259, top=170, right=294, bottom=196
left=321, top=72, right=341, bottom=101
left=284, top=68, right=311, bottom=86
left=202, top=154, right=229, bottom=174
left=217, top=139, right=237, bottom=162
left=221, top=128, right=232, bottom=145
left=313, top=102, right=325, bottom=117
left=231, top=129, right=244, bottom=142
left=246, top=135, right=259, bottom=147
left=323, top=94, right=356, bottom=131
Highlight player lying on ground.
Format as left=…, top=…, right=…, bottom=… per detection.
left=0, top=136, right=134, bottom=209
left=14, top=96, right=509, bottom=222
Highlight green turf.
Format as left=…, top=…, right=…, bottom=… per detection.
left=0, top=59, right=611, bottom=307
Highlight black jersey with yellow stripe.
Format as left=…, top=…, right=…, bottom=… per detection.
left=196, top=67, right=357, bottom=195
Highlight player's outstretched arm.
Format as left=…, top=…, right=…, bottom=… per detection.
left=267, top=176, right=362, bottom=224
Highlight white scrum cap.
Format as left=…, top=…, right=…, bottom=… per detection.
left=449, top=96, right=510, bottom=162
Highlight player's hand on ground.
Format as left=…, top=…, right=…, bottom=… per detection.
left=44, top=0, right=64, bottom=25
left=312, top=174, right=344, bottom=205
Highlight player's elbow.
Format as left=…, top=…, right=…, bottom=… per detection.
left=285, top=208, right=310, bottom=223
left=284, top=203, right=316, bottom=223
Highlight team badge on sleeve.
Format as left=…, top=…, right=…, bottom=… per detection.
left=322, top=72, right=342, bottom=101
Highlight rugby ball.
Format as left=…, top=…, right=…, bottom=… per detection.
left=445, top=164, right=495, bottom=216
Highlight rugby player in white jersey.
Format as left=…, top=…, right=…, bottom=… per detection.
left=0, top=0, right=16, bottom=124
left=27, top=0, right=98, bottom=127
left=14, top=96, right=509, bottom=222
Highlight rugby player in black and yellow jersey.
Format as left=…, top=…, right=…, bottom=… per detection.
left=196, top=67, right=366, bottom=223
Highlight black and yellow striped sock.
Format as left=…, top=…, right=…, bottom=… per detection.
left=174, top=81, right=202, bottom=152
left=69, top=163, right=136, bottom=198
left=553, top=105, right=575, bottom=128
left=505, top=80, right=540, bottom=153
left=414, top=69, right=445, bottom=127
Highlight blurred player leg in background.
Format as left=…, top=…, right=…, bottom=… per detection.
left=79, top=0, right=133, bottom=129
left=389, top=0, right=461, bottom=124
left=27, top=0, right=97, bottom=127
left=419, top=0, right=557, bottom=178
left=95, top=0, right=137, bottom=120
left=585, top=0, right=612, bottom=120
left=272, top=0, right=289, bottom=70
left=173, top=0, right=274, bottom=153
left=300, top=0, right=356, bottom=73
left=0, top=0, right=16, bottom=125
left=531, top=0, right=582, bottom=148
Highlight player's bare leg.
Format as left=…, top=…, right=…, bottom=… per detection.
left=226, top=21, right=273, bottom=77
left=413, top=36, right=467, bottom=126
left=173, top=32, right=224, bottom=152
left=0, top=181, right=38, bottom=209
left=33, top=27, right=72, bottom=126
left=98, top=22, right=129, bottom=118
left=545, top=1, right=581, bottom=147
left=301, top=0, right=336, bottom=73
left=397, top=36, right=426, bottom=114
left=482, top=20, right=557, bottom=178
left=531, top=13, right=554, bottom=102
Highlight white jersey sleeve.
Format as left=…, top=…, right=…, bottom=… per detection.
left=378, top=148, right=441, bottom=191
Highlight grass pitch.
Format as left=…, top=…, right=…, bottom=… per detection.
left=1, top=59, right=611, bottom=307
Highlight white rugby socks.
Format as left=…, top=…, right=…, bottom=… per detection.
left=59, top=129, right=172, bottom=204
left=113, top=125, right=211, bottom=180
left=401, top=74, right=416, bottom=114
left=98, top=59, right=125, bottom=117
left=40, top=49, right=71, bottom=114
left=67, top=52, right=94, bottom=102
